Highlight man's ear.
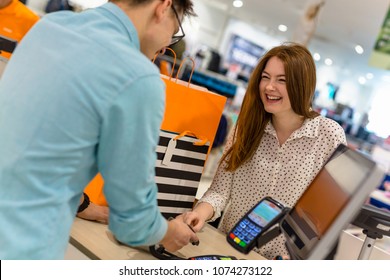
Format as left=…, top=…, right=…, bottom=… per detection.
left=155, top=0, right=172, bottom=23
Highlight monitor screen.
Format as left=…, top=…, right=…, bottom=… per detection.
left=280, top=144, right=385, bottom=259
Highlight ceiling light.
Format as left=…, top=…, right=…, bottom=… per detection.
left=355, top=45, right=364, bottom=54
left=278, top=24, right=287, bottom=32
left=313, top=53, right=321, bottom=61
left=358, top=76, right=366, bottom=85
left=324, top=58, right=333, bottom=66
left=366, top=73, right=374, bottom=79
left=233, top=0, right=243, bottom=8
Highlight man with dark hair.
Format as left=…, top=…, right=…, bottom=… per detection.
left=0, top=0, right=197, bottom=259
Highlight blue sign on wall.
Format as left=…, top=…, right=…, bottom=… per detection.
left=225, top=34, right=265, bottom=73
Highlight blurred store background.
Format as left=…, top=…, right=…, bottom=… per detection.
left=20, top=0, right=390, bottom=258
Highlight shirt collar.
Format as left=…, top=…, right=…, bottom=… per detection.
left=265, top=116, right=320, bottom=140
left=99, top=2, right=140, bottom=50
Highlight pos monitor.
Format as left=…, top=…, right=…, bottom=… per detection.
left=280, top=144, right=385, bottom=260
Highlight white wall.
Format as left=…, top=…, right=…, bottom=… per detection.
left=26, top=0, right=49, bottom=15
left=186, top=2, right=281, bottom=55
left=316, top=66, right=373, bottom=113
left=366, top=83, right=390, bottom=138
left=183, top=1, right=228, bottom=53
left=336, top=82, right=373, bottom=113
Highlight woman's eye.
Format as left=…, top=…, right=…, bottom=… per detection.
left=261, top=75, right=269, bottom=79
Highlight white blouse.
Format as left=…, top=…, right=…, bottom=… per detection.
left=199, top=115, right=347, bottom=259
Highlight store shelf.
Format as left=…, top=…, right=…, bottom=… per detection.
left=181, top=69, right=246, bottom=98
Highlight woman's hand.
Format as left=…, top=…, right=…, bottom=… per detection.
left=179, top=202, right=215, bottom=232
left=179, top=211, right=205, bottom=232
left=159, top=217, right=199, bottom=252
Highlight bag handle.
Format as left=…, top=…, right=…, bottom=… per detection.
left=162, top=130, right=208, bottom=166
left=153, top=49, right=196, bottom=87
left=152, top=47, right=177, bottom=78
left=174, top=130, right=208, bottom=146
left=174, top=57, right=195, bottom=87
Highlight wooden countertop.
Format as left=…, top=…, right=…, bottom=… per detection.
left=70, top=217, right=265, bottom=260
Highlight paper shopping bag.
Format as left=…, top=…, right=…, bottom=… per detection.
left=84, top=130, right=211, bottom=217
left=160, top=56, right=227, bottom=150
left=160, top=81, right=226, bottom=153
left=155, top=130, right=209, bottom=218
left=84, top=55, right=227, bottom=216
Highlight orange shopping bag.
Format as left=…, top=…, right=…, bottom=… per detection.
left=84, top=56, right=227, bottom=217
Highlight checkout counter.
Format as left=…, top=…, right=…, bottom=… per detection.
left=69, top=217, right=265, bottom=260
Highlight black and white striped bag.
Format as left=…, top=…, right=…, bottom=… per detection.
left=155, top=130, right=209, bottom=218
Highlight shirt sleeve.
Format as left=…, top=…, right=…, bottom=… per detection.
left=199, top=127, right=236, bottom=221
left=97, top=75, right=167, bottom=246
left=328, top=119, right=347, bottom=146
left=319, top=117, right=348, bottom=162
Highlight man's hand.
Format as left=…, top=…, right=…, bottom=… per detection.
left=77, top=202, right=109, bottom=224
left=159, top=217, right=199, bottom=252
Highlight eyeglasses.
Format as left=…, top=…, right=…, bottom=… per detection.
left=170, top=4, right=185, bottom=45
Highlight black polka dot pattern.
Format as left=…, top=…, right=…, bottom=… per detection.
left=199, top=115, right=347, bottom=259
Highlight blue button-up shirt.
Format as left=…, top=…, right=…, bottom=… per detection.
left=0, top=2, right=167, bottom=259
